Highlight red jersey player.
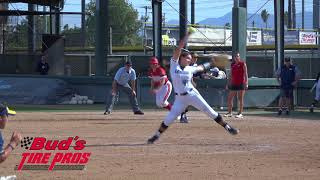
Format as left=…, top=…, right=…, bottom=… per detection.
left=148, top=57, right=172, bottom=111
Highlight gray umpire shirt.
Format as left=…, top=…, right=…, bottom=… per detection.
left=114, top=67, right=136, bottom=86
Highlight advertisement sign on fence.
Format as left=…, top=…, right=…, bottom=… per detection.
left=162, top=35, right=177, bottom=46
left=299, top=32, right=317, bottom=45
left=188, top=28, right=225, bottom=46
left=247, top=30, right=262, bottom=45
left=225, top=30, right=262, bottom=46
left=225, top=30, right=232, bottom=46
left=262, top=30, right=299, bottom=45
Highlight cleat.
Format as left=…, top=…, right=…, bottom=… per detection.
left=277, top=109, right=282, bottom=116
left=104, top=110, right=111, bottom=115
left=235, top=114, right=244, bottom=119
left=224, top=113, right=232, bottom=117
left=225, top=124, right=239, bottom=135
left=134, top=110, right=144, bottom=115
left=309, top=105, right=314, bottom=113
left=180, top=113, right=188, bottom=123
left=286, top=110, right=290, bottom=115
left=147, top=135, right=159, bottom=144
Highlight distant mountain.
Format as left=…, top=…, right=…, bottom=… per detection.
left=166, top=11, right=314, bottom=29
left=63, top=10, right=315, bottom=30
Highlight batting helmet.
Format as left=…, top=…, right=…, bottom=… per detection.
left=149, top=57, right=159, bottom=65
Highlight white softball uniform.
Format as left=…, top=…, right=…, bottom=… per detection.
left=163, top=58, right=219, bottom=126
left=149, top=67, right=172, bottom=107
left=155, top=81, right=172, bottom=107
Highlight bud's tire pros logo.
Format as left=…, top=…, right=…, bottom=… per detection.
left=16, top=136, right=91, bottom=171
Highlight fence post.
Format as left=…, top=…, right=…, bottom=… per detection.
left=88, top=55, right=92, bottom=76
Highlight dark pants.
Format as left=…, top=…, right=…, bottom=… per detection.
left=105, top=83, right=140, bottom=112
left=280, top=88, right=293, bottom=98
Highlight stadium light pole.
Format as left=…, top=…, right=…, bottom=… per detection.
left=302, top=0, right=304, bottom=29
left=81, top=0, right=86, bottom=47
left=95, top=0, right=109, bottom=76
left=232, top=0, right=247, bottom=60
left=152, top=0, right=164, bottom=61
left=274, top=0, right=285, bottom=71
left=179, top=0, right=187, bottom=48
left=313, top=0, right=320, bottom=57
left=27, top=3, right=35, bottom=54
left=191, top=0, right=195, bottom=25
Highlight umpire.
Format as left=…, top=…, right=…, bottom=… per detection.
left=104, top=59, right=144, bottom=115
left=276, top=57, right=301, bottom=115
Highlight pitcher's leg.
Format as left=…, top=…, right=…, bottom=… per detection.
left=147, top=98, right=187, bottom=144
left=189, top=94, right=239, bottom=135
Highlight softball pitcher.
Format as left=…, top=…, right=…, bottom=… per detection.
left=148, top=57, right=172, bottom=111
left=147, top=32, right=239, bottom=144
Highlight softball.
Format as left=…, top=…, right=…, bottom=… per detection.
left=188, top=27, right=196, bottom=34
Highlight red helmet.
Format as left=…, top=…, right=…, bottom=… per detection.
left=149, top=57, right=159, bottom=65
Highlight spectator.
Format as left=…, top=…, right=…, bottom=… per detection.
left=37, top=54, right=50, bottom=75
left=104, top=59, right=144, bottom=115
left=0, top=104, right=22, bottom=163
left=224, top=52, right=248, bottom=118
left=190, top=52, right=199, bottom=66
left=202, top=67, right=227, bottom=79
left=190, top=52, right=202, bottom=79
left=162, top=58, right=170, bottom=76
left=276, top=57, right=301, bottom=115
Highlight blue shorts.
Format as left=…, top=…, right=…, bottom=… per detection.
left=0, top=131, right=3, bottom=154
left=280, top=88, right=293, bottom=98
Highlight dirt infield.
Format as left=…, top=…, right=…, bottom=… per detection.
left=0, top=110, right=319, bottom=180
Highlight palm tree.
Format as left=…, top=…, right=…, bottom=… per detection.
left=261, top=9, right=270, bottom=29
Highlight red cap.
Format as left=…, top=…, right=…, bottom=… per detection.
left=149, top=57, right=159, bottom=65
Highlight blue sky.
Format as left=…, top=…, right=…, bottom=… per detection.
left=128, top=0, right=314, bottom=22
left=7, top=0, right=315, bottom=26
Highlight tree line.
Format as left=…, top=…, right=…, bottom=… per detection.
left=3, top=0, right=143, bottom=49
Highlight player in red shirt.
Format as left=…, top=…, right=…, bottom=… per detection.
left=225, top=52, right=248, bottom=118
left=148, top=57, right=172, bottom=111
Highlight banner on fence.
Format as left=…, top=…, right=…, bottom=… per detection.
left=247, top=30, right=262, bottom=45
left=188, top=28, right=225, bottom=46
left=225, top=30, right=262, bottom=46
left=299, top=32, right=317, bottom=45
left=262, top=30, right=299, bottom=45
